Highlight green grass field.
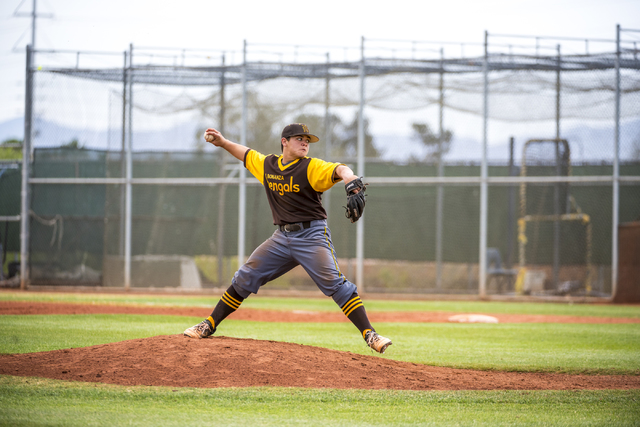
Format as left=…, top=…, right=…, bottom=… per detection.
left=1, top=291, right=639, bottom=426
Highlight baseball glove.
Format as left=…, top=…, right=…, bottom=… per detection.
left=343, top=177, right=368, bottom=223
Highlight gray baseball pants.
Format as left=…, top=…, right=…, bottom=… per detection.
left=231, top=219, right=357, bottom=307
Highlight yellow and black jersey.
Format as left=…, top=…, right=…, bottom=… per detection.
left=243, top=149, right=344, bottom=225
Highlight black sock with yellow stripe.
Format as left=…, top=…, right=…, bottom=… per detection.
left=340, top=292, right=374, bottom=339
left=208, top=285, right=245, bottom=330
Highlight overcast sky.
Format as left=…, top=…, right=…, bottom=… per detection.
left=1, top=0, right=639, bottom=124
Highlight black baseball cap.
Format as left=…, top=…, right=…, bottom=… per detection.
left=281, top=123, right=319, bottom=143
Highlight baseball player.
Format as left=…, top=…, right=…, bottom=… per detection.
left=184, top=123, right=392, bottom=353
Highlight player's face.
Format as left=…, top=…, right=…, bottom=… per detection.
left=286, top=135, right=310, bottom=158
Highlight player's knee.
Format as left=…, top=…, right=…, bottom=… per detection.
left=331, top=282, right=358, bottom=307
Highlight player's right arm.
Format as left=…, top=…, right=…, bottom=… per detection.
left=204, top=128, right=249, bottom=161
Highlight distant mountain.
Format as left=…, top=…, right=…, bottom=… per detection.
left=0, top=117, right=207, bottom=153
left=374, top=119, right=640, bottom=163
left=0, top=117, right=23, bottom=141
left=2, top=117, right=639, bottom=162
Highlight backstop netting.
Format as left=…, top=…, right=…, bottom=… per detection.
left=9, top=33, right=640, bottom=296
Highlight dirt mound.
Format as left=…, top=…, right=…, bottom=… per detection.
left=2, top=300, right=639, bottom=390
left=1, top=335, right=639, bottom=390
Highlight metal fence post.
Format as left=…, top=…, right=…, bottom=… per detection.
left=323, top=52, right=332, bottom=216
left=436, top=47, right=445, bottom=291
left=238, top=40, right=247, bottom=265
left=217, top=53, right=227, bottom=286
left=124, top=43, right=133, bottom=290
left=325, top=52, right=332, bottom=162
left=356, top=36, right=366, bottom=292
left=20, top=44, right=34, bottom=290
left=119, top=50, right=127, bottom=258
left=553, top=44, right=562, bottom=291
left=479, top=31, right=489, bottom=299
left=612, top=24, right=621, bottom=299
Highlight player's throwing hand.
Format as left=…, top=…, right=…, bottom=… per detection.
left=203, top=128, right=225, bottom=146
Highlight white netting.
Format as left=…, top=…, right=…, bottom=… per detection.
left=21, top=36, right=640, bottom=295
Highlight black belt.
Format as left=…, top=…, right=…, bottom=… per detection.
left=279, top=221, right=311, bottom=232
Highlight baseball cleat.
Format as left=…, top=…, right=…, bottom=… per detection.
left=184, top=319, right=215, bottom=339
left=365, top=330, right=392, bottom=354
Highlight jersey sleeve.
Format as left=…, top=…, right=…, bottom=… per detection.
left=307, top=158, right=345, bottom=193
left=243, top=149, right=267, bottom=184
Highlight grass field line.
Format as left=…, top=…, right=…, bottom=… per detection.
left=1, top=290, right=640, bottom=318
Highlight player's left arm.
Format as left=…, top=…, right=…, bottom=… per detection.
left=308, top=159, right=351, bottom=192
left=333, top=165, right=358, bottom=187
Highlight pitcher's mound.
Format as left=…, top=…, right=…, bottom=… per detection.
left=1, top=335, right=638, bottom=390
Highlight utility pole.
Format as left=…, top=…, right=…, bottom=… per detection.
left=14, top=0, right=53, bottom=50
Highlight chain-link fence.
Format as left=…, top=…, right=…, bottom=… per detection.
left=7, top=28, right=640, bottom=298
